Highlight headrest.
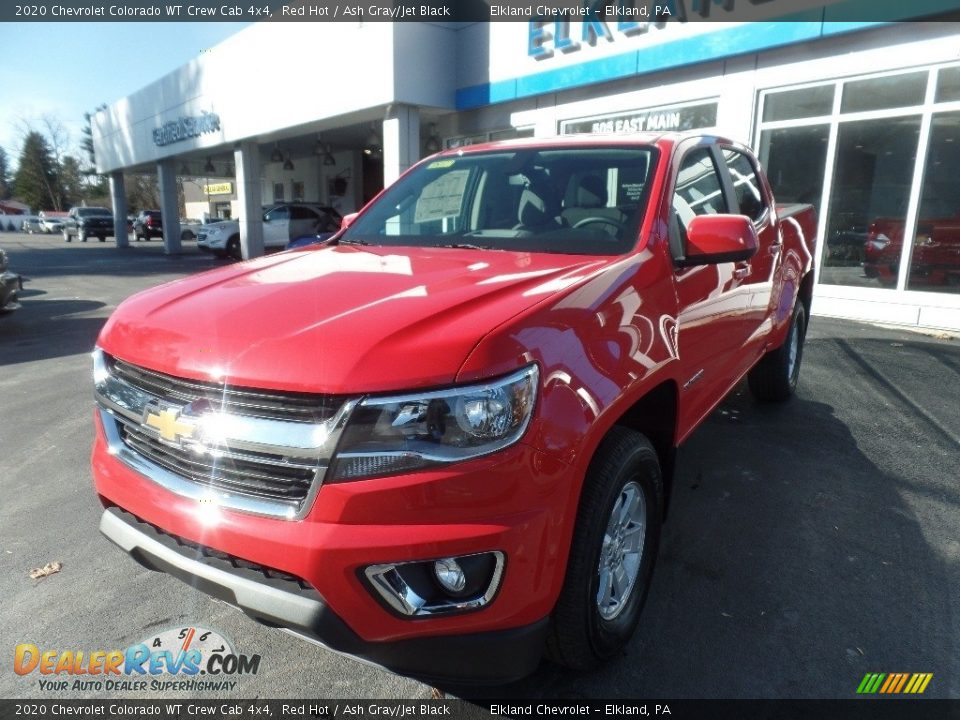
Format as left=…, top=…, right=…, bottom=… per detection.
left=576, top=175, right=607, bottom=208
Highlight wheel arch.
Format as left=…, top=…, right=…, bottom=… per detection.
left=610, top=379, right=679, bottom=521
left=797, top=269, right=814, bottom=326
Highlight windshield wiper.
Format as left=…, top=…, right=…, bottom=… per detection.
left=336, top=237, right=369, bottom=246
left=438, top=243, right=493, bottom=250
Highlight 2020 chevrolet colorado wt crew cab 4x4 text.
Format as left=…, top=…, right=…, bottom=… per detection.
left=92, top=134, right=817, bottom=683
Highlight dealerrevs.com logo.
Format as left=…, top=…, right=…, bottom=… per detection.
left=14, top=626, right=261, bottom=693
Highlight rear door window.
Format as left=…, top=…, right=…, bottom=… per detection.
left=721, top=148, right=768, bottom=222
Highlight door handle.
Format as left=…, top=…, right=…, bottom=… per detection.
left=768, top=242, right=783, bottom=256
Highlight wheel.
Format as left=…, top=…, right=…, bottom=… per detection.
left=63, top=229, right=71, bottom=243
left=748, top=302, right=807, bottom=402
left=226, top=236, right=241, bottom=260
left=98, top=236, right=106, bottom=242
left=135, top=233, right=142, bottom=242
left=78, top=229, right=87, bottom=243
left=546, top=426, right=663, bottom=670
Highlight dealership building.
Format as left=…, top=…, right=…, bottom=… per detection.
left=92, top=8, right=960, bottom=331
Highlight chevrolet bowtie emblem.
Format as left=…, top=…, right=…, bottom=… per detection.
left=143, top=405, right=198, bottom=444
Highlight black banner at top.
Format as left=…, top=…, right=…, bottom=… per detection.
left=3, top=0, right=959, bottom=23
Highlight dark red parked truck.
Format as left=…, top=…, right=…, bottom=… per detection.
left=92, top=134, right=817, bottom=683
left=863, top=216, right=960, bottom=288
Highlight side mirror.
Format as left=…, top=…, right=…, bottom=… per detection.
left=678, top=214, right=759, bottom=266
left=340, top=212, right=359, bottom=230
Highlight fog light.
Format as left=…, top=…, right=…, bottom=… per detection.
left=363, top=551, right=505, bottom=617
left=433, top=558, right=466, bottom=593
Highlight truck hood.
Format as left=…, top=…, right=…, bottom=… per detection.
left=99, top=245, right=607, bottom=394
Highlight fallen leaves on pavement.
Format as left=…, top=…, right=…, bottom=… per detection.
left=29, top=561, right=63, bottom=580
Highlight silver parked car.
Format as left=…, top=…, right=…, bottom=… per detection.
left=40, top=216, right=67, bottom=234
left=21, top=216, right=43, bottom=233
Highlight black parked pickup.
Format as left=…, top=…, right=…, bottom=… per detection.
left=133, top=210, right=163, bottom=241
left=64, top=207, right=114, bottom=243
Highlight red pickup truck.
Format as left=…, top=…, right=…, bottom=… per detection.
left=92, top=134, right=816, bottom=683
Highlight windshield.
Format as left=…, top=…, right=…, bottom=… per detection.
left=79, top=208, right=112, bottom=217
left=342, top=145, right=658, bottom=255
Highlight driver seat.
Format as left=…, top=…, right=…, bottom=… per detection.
left=515, top=171, right=565, bottom=233
left=562, top=174, right=628, bottom=230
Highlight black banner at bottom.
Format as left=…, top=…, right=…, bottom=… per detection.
left=2, top=699, right=959, bottom=720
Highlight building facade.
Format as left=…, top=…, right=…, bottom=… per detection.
left=93, top=12, right=960, bottom=331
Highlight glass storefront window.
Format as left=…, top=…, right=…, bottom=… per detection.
left=760, top=65, right=960, bottom=301
left=935, top=66, right=960, bottom=103
left=904, top=111, right=960, bottom=294
left=758, top=125, right=830, bottom=209
left=822, top=116, right=921, bottom=288
left=840, top=71, right=927, bottom=113
left=446, top=128, right=534, bottom=148
left=762, top=85, right=834, bottom=122
left=489, top=127, right=534, bottom=141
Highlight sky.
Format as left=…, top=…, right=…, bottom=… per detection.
left=0, top=22, right=250, bottom=165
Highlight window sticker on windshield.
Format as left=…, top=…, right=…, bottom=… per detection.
left=427, top=160, right=455, bottom=169
left=415, top=170, right=469, bottom=223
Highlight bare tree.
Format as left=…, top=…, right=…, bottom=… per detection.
left=41, top=114, right=70, bottom=166
left=126, top=174, right=161, bottom=213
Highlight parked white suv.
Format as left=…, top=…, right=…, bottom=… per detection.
left=197, top=203, right=341, bottom=259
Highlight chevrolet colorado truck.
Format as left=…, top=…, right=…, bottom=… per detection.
left=92, top=134, right=817, bottom=683
left=64, top=206, right=114, bottom=243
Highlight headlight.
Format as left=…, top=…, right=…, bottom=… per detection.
left=331, top=364, right=539, bottom=481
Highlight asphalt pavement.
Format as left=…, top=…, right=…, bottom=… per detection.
left=1, top=232, right=957, bottom=701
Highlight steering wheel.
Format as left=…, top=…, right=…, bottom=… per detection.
left=573, top=217, right=625, bottom=235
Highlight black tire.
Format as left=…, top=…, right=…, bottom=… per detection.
left=78, top=229, right=87, bottom=243
left=226, top=235, right=241, bottom=260
left=98, top=236, right=105, bottom=242
left=748, top=303, right=807, bottom=402
left=546, top=426, right=663, bottom=670
left=63, top=229, right=71, bottom=243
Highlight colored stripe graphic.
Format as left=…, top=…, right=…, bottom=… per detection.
left=879, top=674, right=896, bottom=693
left=893, top=673, right=909, bottom=693
left=857, top=672, right=932, bottom=694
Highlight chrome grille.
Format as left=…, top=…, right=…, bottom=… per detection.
left=114, top=414, right=319, bottom=507
left=107, top=354, right=344, bottom=422
left=94, top=349, right=356, bottom=519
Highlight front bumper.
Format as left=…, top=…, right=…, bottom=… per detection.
left=92, top=411, right=574, bottom=682
left=78, top=224, right=114, bottom=235
left=100, top=507, right=548, bottom=683
left=197, top=235, right=228, bottom=251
